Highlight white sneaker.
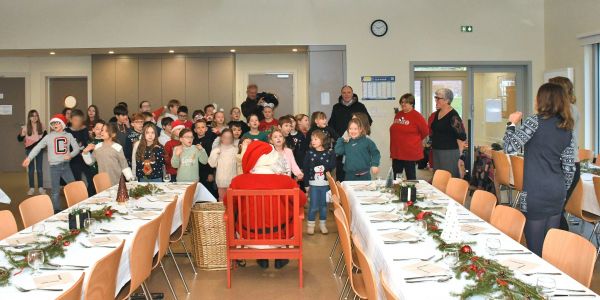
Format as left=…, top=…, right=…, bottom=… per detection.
left=307, top=221, right=315, bottom=235
left=319, top=221, right=329, bottom=235
left=27, top=188, right=35, bottom=196
left=38, top=188, right=45, bottom=194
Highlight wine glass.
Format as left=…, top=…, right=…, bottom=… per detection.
left=395, top=172, right=405, bottom=184
left=84, top=218, right=96, bottom=238
left=536, top=276, right=556, bottom=296
left=414, top=220, right=427, bottom=240
left=443, top=251, right=458, bottom=268
left=126, top=199, right=136, bottom=214
left=486, top=238, right=501, bottom=256
left=27, top=249, right=44, bottom=275
left=163, top=173, right=171, bottom=183
left=396, top=202, right=408, bottom=219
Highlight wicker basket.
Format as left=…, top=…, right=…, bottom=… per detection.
left=190, top=202, right=228, bottom=270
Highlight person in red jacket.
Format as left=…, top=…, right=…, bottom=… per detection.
left=226, top=140, right=307, bottom=269
left=163, top=120, right=185, bottom=181
left=389, top=93, right=429, bottom=180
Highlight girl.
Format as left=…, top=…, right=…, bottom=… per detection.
left=83, top=123, right=133, bottom=186
left=85, top=105, right=100, bottom=133
left=208, top=129, right=238, bottom=201
left=258, top=105, right=278, bottom=133
left=171, top=128, right=208, bottom=182
left=18, top=109, right=47, bottom=195
left=91, top=120, right=106, bottom=145
left=270, top=128, right=303, bottom=179
left=242, top=114, right=268, bottom=142
left=295, top=114, right=310, bottom=136
left=334, top=118, right=380, bottom=181
left=213, top=121, right=242, bottom=149
left=211, top=111, right=227, bottom=135
left=307, top=111, right=338, bottom=150
left=228, top=107, right=250, bottom=134
left=134, top=123, right=165, bottom=182
left=303, top=130, right=336, bottom=235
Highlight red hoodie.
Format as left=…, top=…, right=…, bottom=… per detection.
left=389, top=109, right=429, bottom=161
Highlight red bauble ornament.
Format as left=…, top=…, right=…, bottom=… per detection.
left=63, top=241, right=70, bottom=247
left=105, top=209, right=113, bottom=217
left=406, top=201, right=414, bottom=207
left=468, top=264, right=478, bottom=272
left=428, top=224, right=438, bottom=231
left=460, top=245, right=473, bottom=254
left=496, top=278, right=508, bottom=286
left=416, top=211, right=431, bottom=220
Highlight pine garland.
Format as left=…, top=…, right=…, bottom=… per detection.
left=128, top=183, right=163, bottom=199
left=0, top=267, right=10, bottom=287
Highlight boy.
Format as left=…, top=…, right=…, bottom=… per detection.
left=159, top=117, right=173, bottom=146
left=278, top=116, right=294, bottom=149
left=258, top=105, right=278, bottom=133
left=112, top=104, right=130, bottom=147
left=23, top=114, right=79, bottom=212
left=125, top=113, right=145, bottom=167
left=228, top=107, right=249, bottom=134
left=193, top=119, right=218, bottom=198
left=66, top=109, right=96, bottom=195
left=177, top=105, right=193, bottom=128
left=164, top=99, right=180, bottom=121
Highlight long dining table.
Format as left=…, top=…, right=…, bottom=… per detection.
left=343, top=180, right=600, bottom=299
left=0, top=182, right=215, bottom=299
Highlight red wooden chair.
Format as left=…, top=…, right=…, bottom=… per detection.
left=224, top=188, right=304, bottom=288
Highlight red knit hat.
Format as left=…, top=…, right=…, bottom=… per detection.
left=49, top=114, right=67, bottom=128
left=171, top=120, right=186, bottom=132
left=242, top=141, right=274, bottom=174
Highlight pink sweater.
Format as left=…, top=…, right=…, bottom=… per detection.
left=279, top=148, right=302, bottom=177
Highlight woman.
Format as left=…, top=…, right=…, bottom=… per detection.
left=85, top=104, right=100, bottom=132
left=389, top=93, right=429, bottom=180
left=503, top=83, right=575, bottom=256
left=548, top=76, right=580, bottom=231
left=429, top=88, right=467, bottom=178
left=17, top=109, right=47, bottom=195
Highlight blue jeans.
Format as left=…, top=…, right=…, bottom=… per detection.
left=50, top=162, right=75, bottom=211
left=25, top=149, right=44, bottom=188
left=140, top=177, right=162, bottom=183
left=308, top=185, right=329, bottom=222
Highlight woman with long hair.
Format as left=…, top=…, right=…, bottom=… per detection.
left=503, top=82, right=576, bottom=256
left=17, top=109, right=47, bottom=195
left=85, top=104, right=100, bottom=133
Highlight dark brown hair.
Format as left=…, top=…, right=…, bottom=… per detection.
left=536, top=83, right=574, bottom=130
left=352, top=112, right=371, bottom=135
left=549, top=76, right=576, bottom=104
left=347, top=118, right=366, bottom=137
left=310, top=129, right=330, bottom=149
left=104, top=123, right=118, bottom=142
left=26, top=109, right=42, bottom=136
left=136, top=123, right=160, bottom=162
left=399, top=93, right=416, bottom=106
left=310, top=111, right=327, bottom=127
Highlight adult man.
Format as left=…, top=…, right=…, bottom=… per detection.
left=241, top=84, right=262, bottom=120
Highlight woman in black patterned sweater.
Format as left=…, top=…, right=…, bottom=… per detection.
left=503, top=83, right=575, bottom=256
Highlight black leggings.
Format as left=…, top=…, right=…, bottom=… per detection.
left=525, top=213, right=561, bottom=256
left=392, top=159, right=417, bottom=180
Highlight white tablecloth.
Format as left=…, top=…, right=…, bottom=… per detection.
left=0, top=182, right=215, bottom=299
left=581, top=173, right=600, bottom=216
left=344, top=180, right=599, bottom=299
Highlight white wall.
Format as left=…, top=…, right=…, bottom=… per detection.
left=0, top=0, right=547, bottom=172
left=235, top=53, right=309, bottom=115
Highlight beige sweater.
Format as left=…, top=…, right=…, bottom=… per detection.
left=208, top=144, right=238, bottom=188
left=83, top=142, right=132, bottom=186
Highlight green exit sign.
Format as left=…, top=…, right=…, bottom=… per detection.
left=461, top=25, right=473, bottom=32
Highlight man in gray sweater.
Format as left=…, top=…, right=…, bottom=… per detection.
left=23, top=114, right=80, bottom=212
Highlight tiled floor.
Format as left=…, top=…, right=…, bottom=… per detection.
left=1, top=170, right=599, bottom=299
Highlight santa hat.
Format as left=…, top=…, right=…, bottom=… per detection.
left=171, top=120, right=186, bottom=132
left=242, top=141, right=275, bottom=174
left=49, top=114, right=67, bottom=128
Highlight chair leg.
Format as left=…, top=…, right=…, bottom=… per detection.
left=299, top=257, right=303, bottom=288
left=339, top=277, right=349, bottom=300
left=227, top=258, right=232, bottom=288
left=344, top=281, right=353, bottom=300
left=160, top=261, right=178, bottom=300
left=141, top=281, right=151, bottom=300
left=588, top=223, right=599, bottom=241
left=512, top=191, right=521, bottom=208
left=334, top=252, right=344, bottom=276
left=169, top=246, right=191, bottom=294
left=180, top=239, right=198, bottom=275
left=329, top=236, right=339, bottom=259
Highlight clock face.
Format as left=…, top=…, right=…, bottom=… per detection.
left=371, top=19, right=388, bottom=37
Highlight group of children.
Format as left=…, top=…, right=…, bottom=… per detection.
left=19, top=98, right=381, bottom=233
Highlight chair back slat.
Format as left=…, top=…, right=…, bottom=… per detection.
left=64, top=181, right=88, bottom=208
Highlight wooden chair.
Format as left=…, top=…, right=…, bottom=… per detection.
left=330, top=195, right=344, bottom=275
left=334, top=207, right=366, bottom=299
left=445, top=178, right=469, bottom=205
left=335, top=182, right=352, bottom=228
left=168, top=182, right=198, bottom=294
left=565, top=179, right=600, bottom=242
left=352, top=235, right=378, bottom=300
left=19, top=195, right=53, bottom=228
left=116, top=214, right=162, bottom=300
left=579, top=148, right=594, bottom=161
left=509, top=155, right=524, bottom=208
left=431, top=169, right=451, bottom=193
left=83, top=240, right=125, bottom=300
left=64, top=181, right=88, bottom=208
left=543, top=229, right=597, bottom=287
left=327, top=172, right=341, bottom=260
left=56, top=272, right=85, bottom=300
left=0, top=210, right=18, bottom=240
left=380, top=271, right=399, bottom=300
left=469, top=190, right=497, bottom=222
left=490, top=205, right=526, bottom=243
left=151, top=198, right=178, bottom=300
left=225, top=188, right=304, bottom=288
left=93, top=172, right=112, bottom=193
left=491, top=150, right=513, bottom=204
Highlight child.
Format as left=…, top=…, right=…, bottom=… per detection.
left=208, top=129, right=238, bottom=201
left=192, top=110, right=204, bottom=122
left=91, top=120, right=105, bottom=145
left=23, top=114, right=79, bottom=212
left=278, top=116, right=295, bottom=149
left=204, top=104, right=215, bottom=123
left=177, top=105, right=193, bottom=128
left=334, top=119, right=381, bottom=181
left=193, top=119, right=218, bottom=198
left=171, top=128, right=208, bottom=182
left=242, top=114, right=268, bottom=142
left=303, top=130, right=337, bottom=234
left=164, top=99, right=181, bottom=121
left=307, top=111, right=338, bottom=150
left=212, top=111, right=227, bottom=135
left=83, top=123, right=133, bottom=186
left=66, top=109, right=96, bottom=195
left=259, top=105, right=278, bottom=133
left=164, top=120, right=186, bottom=182
left=18, top=109, right=47, bottom=195
left=295, top=114, right=310, bottom=136
left=228, top=107, right=249, bottom=134
left=270, top=128, right=303, bottom=179
left=158, top=117, right=173, bottom=146
left=85, top=105, right=100, bottom=133
left=212, top=121, right=242, bottom=149
left=112, top=104, right=130, bottom=147
left=290, top=114, right=308, bottom=164
left=134, top=123, right=165, bottom=182
left=125, top=113, right=145, bottom=167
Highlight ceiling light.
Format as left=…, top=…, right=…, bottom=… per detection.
left=108, top=51, right=114, bottom=54
left=292, top=48, right=298, bottom=52
left=229, top=49, right=236, bottom=53
left=169, top=50, right=175, bottom=53
left=49, top=51, right=56, bottom=55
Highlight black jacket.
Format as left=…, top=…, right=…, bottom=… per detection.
left=241, top=98, right=263, bottom=120
left=328, top=93, right=373, bottom=137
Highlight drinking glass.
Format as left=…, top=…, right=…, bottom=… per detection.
left=126, top=199, right=136, bottom=214
left=415, top=220, right=427, bottom=239
left=163, top=173, right=171, bottom=183
left=443, top=251, right=458, bottom=268
left=486, top=238, right=501, bottom=256
left=536, top=276, right=556, bottom=296
left=27, top=249, right=44, bottom=275
left=84, top=218, right=96, bottom=238
left=396, top=202, right=408, bottom=219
